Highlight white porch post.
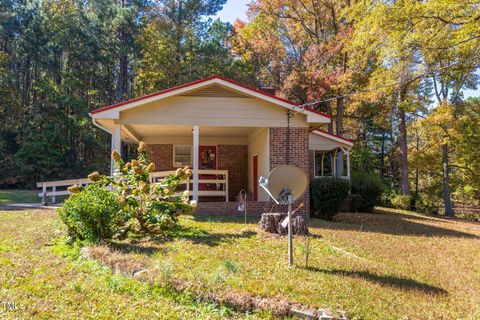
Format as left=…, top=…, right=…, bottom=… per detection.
left=346, top=150, right=351, bottom=179
left=332, top=149, right=337, bottom=176
left=111, top=123, right=122, bottom=175
left=192, top=126, right=199, bottom=201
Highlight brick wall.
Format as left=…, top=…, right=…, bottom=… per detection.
left=308, top=150, right=315, bottom=180
left=217, top=145, right=248, bottom=200
left=147, top=144, right=248, bottom=200
left=146, top=144, right=175, bottom=171
left=146, top=134, right=309, bottom=216
left=196, top=201, right=292, bottom=216
left=269, top=127, right=310, bottom=214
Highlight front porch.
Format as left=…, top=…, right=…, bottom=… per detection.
left=117, top=124, right=271, bottom=206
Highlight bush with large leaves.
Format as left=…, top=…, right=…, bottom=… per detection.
left=59, top=142, right=195, bottom=242
left=59, top=183, right=123, bottom=242
left=310, top=177, right=351, bottom=220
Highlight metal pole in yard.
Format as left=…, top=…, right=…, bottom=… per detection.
left=288, top=194, right=293, bottom=267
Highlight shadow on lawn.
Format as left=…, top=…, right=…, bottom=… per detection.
left=154, top=225, right=257, bottom=247
left=106, top=225, right=258, bottom=255
left=312, top=211, right=479, bottom=239
left=308, top=267, right=448, bottom=295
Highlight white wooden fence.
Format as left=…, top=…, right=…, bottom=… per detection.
left=37, top=169, right=229, bottom=204
left=37, top=178, right=92, bottom=205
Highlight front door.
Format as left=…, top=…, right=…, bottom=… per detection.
left=252, top=154, right=258, bottom=201
left=199, top=146, right=217, bottom=191
left=199, top=146, right=216, bottom=170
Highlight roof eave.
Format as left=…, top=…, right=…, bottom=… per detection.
left=89, top=75, right=332, bottom=123
left=313, top=129, right=355, bottom=146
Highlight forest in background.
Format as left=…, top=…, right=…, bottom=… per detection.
left=0, top=0, right=479, bottom=212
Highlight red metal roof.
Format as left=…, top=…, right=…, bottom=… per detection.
left=90, top=75, right=332, bottom=119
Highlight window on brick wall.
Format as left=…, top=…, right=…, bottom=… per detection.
left=173, top=145, right=192, bottom=167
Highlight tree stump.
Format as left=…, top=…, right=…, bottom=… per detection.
left=258, top=213, right=309, bottom=236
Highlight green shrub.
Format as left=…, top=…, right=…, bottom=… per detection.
left=350, top=173, right=384, bottom=212
left=59, top=141, right=195, bottom=243
left=414, top=196, right=436, bottom=214
left=390, top=194, right=412, bottom=210
left=380, top=189, right=396, bottom=207
left=59, top=183, right=122, bottom=243
left=310, top=177, right=351, bottom=220
left=350, top=193, right=366, bottom=212
left=457, top=212, right=480, bottom=222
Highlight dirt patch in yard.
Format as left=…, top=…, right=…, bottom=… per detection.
left=83, top=244, right=332, bottom=318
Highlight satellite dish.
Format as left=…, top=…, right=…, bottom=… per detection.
left=266, top=165, right=308, bottom=203
left=258, top=165, right=308, bottom=267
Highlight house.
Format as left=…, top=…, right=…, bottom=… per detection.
left=90, top=75, right=353, bottom=215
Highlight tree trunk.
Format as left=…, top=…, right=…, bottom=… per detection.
left=117, top=53, right=128, bottom=102
left=442, top=143, right=454, bottom=216
left=335, top=97, right=344, bottom=177
left=380, top=131, right=386, bottom=178
left=397, top=89, right=410, bottom=196
left=116, top=0, right=129, bottom=102
left=326, top=100, right=334, bottom=133
left=258, top=213, right=309, bottom=236
left=415, top=131, right=420, bottom=195
left=116, top=20, right=128, bottom=102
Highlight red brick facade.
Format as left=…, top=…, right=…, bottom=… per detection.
left=146, top=128, right=311, bottom=216
left=195, top=201, right=291, bottom=216
left=269, top=127, right=310, bottom=215
left=146, top=144, right=175, bottom=171
left=308, top=150, right=315, bottom=180
left=217, top=145, right=248, bottom=199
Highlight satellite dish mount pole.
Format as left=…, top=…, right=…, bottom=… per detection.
left=287, top=193, right=293, bottom=267
left=280, top=187, right=294, bottom=267
left=259, top=165, right=307, bottom=268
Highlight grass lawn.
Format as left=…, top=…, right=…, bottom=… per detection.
left=0, top=209, right=262, bottom=319
left=1, top=208, right=480, bottom=319
left=0, top=190, right=39, bottom=204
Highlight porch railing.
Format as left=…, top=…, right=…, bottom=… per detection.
left=37, top=169, right=229, bottom=204
left=150, top=169, right=229, bottom=202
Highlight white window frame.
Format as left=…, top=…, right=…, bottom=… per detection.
left=313, top=150, right=334, bottom=178
left=173, top=145, right=192, bottom=168
left=313, top=149, right=349, bottom=178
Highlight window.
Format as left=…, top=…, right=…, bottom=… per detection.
left=314, top=150, right=333, bottom=177
left=314, top=149, right=349, bottom=177
left=174, top=145, right=192, bottom=167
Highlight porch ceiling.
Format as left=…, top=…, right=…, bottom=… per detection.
left=128, top=125, right=257, bottom=139
left=108, top=124, right=264, bottom=145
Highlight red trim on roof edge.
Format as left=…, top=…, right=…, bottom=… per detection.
left=90, top=75, right=332, bottom=119
left=314, top=129, right=355, bottom=143
left=91, top=75, right=219, bottom=114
